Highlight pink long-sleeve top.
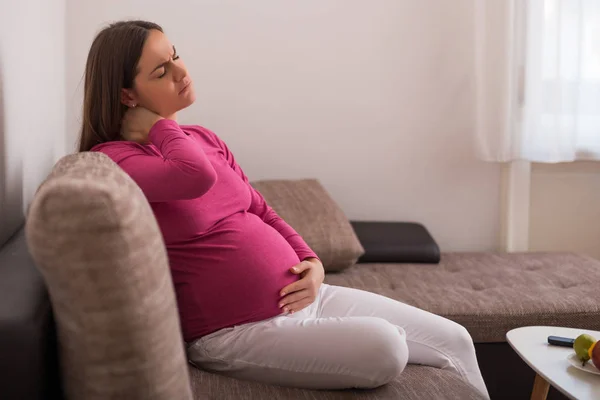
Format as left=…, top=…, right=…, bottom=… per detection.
left=92, top=119, right=317, bottom=342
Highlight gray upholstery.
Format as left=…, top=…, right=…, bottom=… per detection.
left=325, top=252, right=600, bottom=342
left=25, top=152, right=193, bottom=400
left=188, top=364, right=486, bottom=400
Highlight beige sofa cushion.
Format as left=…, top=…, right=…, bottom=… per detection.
left=25, top=152, right=192, bottom=400
left=252, top=179, right=364, bottom=272
left=324, top=252, right=600, bottom=343
left=188, top=364, right=485, bottom=400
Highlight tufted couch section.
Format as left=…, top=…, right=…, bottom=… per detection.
left=325, top=252, right=600, bottom=343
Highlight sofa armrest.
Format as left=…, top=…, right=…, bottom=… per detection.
left=350, top=221, right=441, bottom=264
left=0, top=226, right=62, bottom=399
left=26, top=152, right=192, bottom=400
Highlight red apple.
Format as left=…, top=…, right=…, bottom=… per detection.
left=591, top=341, right=600, bottom=370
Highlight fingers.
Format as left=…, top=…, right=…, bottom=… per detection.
left=279, top=261, right=321, bottom=314
left=280, top=279, right=307, bottom=297
left=289, top=261, right=312, bottom=275
left=279, top=287, right=319, bottom=314
left=282, top=298, right=313, bottom=314
left=278, top=289, right=310, bottom=312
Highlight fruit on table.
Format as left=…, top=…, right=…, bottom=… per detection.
left=590, top=340, right=600, bottom=370
left=574, top=334, right=596, bottom=365
left=588, top=341, right=597, bottom=360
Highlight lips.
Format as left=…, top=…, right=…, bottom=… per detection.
left=179, top=81, right=191, bottom=95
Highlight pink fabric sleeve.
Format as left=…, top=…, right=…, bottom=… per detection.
left=201, top=127, right=318, bottom=261
left=102, top=119, right=217, bottom=202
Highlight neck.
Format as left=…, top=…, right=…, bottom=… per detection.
left=165, top=113, right=177, bottom=121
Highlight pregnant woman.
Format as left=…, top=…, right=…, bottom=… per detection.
left=79, top=20, right=489, bottom=398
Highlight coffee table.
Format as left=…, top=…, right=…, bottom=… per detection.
left=507, top=326, right=600, bottom=400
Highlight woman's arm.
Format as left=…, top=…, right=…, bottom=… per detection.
left=247, top=188, right=319, bottom=261
left=96, top=119, right=217, bottom=202
left=201, top=126, right=318, bottom=261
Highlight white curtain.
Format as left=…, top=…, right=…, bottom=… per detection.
left=475, top=0, right=600, bottom=162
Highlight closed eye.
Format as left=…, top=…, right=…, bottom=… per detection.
left=157, top=48, right=180, bottom=79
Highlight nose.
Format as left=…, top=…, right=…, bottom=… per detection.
left=172, top=62, right=187, bottom=82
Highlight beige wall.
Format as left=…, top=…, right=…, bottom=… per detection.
left=529, top=162, right=600, bottom=259
left=1, top=1, right=594, bottom=255
left=65, top=0, right=502, bottom=252
left=0, top=0, right=65, bottom=245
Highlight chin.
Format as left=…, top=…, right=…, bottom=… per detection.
left=179, top=91, right=196, bottom=110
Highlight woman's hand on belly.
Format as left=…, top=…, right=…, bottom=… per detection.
left=277, top=258, right=325, bottom=314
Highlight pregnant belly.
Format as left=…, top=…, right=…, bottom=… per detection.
left=168, top=212, right=302, bottom=340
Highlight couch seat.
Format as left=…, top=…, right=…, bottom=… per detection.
left=324, top=252, right=600, bottom=342
left=188, top=364, right=485, bottom=400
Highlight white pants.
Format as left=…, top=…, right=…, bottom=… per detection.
left=187, top=284, right=489, bottom=398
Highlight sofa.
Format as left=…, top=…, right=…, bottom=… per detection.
left=3, top=151, right=600, bottom=399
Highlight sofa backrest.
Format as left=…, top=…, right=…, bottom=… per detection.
left=25, top=152, right=192, bottom=400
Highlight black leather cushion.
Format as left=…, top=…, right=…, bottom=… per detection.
left=350, top=222, right=440, bottom=264
left=0, top=226, right=62, bottom=399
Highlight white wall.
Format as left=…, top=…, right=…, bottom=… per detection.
left=0, top=0, right=66, bottom=245
left=66, top=0, right=503, bottom=251
left=530, top=162, right=600, bottom=259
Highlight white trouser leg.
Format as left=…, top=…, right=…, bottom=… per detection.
left=187, top=284, right=489, bottom=398
left=187, top=285, right=407, bottom=389
left=317, top=284, right=489, bottom=398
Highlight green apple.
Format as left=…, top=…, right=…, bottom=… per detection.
left=574, top=334, right=596, bottom=365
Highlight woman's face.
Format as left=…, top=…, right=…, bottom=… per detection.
left=122, top=29, right=195, bottom=118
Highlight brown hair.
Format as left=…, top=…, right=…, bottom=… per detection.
left=77, top=20, right=163, bottom=152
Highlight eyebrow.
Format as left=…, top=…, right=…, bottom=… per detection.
left=150, top=45, right=177, bottom=75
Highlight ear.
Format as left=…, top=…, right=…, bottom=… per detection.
left=121, top=88, right=138, bottom=108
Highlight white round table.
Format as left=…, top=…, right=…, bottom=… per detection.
left=506, top=326, right=600, bottom=400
